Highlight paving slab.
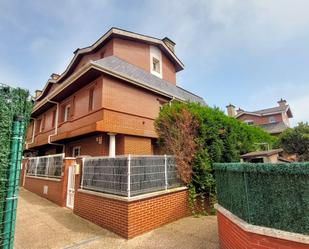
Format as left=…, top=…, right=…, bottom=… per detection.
left=15, top=188, right=219, bottom=249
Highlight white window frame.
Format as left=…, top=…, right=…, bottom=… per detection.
left=150, top=45, right=162, bottom=78
left=244, top=120, right=254, bottom=125
left=72, top=146, right=81, bottom=157
left=268, top=116, right=276, bottom=123
left=64, top=104, right=71, bottom=122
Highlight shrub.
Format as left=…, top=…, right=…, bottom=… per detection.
left=155, top=101, right=276, bottom=211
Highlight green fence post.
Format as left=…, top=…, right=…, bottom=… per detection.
left=2, top=116, right=24, bottom=249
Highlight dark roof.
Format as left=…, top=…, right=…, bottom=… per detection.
left=260, top=122, right=289, bottom=134
left=93, top=56, right=206, bottom=105
left=241, top=149, right=283, bottom=158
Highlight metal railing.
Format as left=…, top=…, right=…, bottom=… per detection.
left=81, top=155, right=180, bottom=197
left=26, top=154, right=64, bottom=178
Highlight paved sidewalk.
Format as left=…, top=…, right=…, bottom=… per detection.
left=15, top=188, right=219, bottom=249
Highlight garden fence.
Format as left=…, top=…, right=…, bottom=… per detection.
left=0, top=83, right=32, bottom=249
left=26, top=154, right=64, bottom=178
left=214, top=162, right=309, bottom=235
left=81, top=155, right=180, bottom=197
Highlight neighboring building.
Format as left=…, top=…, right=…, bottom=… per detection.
left=240, top=149, right=292, bottom=163
left=226, top=99, right=293, bottom=135
left=24, top=27, right=205, bottom=157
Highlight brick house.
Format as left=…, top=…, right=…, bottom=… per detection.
left=24, top=27, right=205, bottom=157
left=21, top=28, right=205, bottom=238
left=226, top=99, right=293, bottom=135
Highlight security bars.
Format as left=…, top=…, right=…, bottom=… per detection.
left=82, top=155, right=180, bottom=197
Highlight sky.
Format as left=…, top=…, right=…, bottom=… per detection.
left=0, top=0, right=308, bottom=126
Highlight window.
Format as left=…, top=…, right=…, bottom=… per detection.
left=152, top=57, right=160, bottom=73
left=36, top=119, right=42, bottom=133
left=63, top=104, right=71, bottom=122
left=89, top=88, right=94, bottom=111
left=52, top=110, right=57, bottom=128
left=244, top=120, right=254, bottom=125
left=268, top=116, right=276, bottom=123
left=72, top=146, right=81, bottom=157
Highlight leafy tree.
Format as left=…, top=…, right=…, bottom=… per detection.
left=278, top=122, right=309, bottom=161
left=155, top=101, right=276, bottom=212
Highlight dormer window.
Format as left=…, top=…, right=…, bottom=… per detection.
left=152, top=57, right=160, bottom=73
left=150, top=45, right=162, bottom=78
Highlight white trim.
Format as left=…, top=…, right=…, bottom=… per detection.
left=52, top=28, right=184, bottom=86
left=72, top=146, right=81, bottom=157
left=78, top=186, right=187, bottom=202
left=150, top=45, right=162, bottom=79
left=215, top=204, right=309, bottom=245
left=32, top=62, right=187, bottom=115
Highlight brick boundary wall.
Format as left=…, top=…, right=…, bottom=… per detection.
left=23, top=158, right=75, bottom=207
left=215, top=204, right=309, bottom=249
left=74, top=170, right=189, bottom=239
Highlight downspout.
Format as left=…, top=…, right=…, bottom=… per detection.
left=47, top=99, right=65, bottom=153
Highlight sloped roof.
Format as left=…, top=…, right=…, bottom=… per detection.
left=241, top=149, right=283, bottom=158
left=236, top=105, right=293, bottom=118
left=260, top=122, right=289, bottom=134
left=93, top=56, right=205, bottom=104
left=56, top=27, right=184, bottom=84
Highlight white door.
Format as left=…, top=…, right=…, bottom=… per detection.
left=66, top=165, right=75, bottom=209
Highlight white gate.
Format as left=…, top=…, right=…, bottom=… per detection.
left=66, top=165, right=75, bottom=209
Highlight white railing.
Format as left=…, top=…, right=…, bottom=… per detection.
left=81, top=155, right=180, bottom=197
left=26, top=153, right=64, bottom=178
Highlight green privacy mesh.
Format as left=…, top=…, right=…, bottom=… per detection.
left=214, top=163, right=309, bottom=235
left=0, top=83, right=32, bottom=248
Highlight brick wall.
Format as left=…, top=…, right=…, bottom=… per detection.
left=127, top=189, right=189, bottom=238
left=23, top=158, right=75, bottom=207
left=74, top=171, right=189, bottom=239
left=237, top=113, right=283, bottom=125
left=217, top=209, right=308, bottom=249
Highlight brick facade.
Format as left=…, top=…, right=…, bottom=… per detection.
left=217, top=209, right=308, bottom=249
left=23, top=158, right=75, bottom=207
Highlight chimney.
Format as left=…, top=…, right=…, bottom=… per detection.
left=226, top=104, right=236, bottom=117
left=35, top=90, right=42, bottom=98
left=162, top=37, right=175, bottom=53
left=278, top=98, right=287, bottom=107
left=50, top=73, right=60, bottom=80
left=237, top=108, right=244, bottom=114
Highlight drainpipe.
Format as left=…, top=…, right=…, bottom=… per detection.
left=47, top=99, right=65, bottom=153
left=169, top=96, right=175, bottom=106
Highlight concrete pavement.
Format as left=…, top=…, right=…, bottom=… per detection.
left=15, top=188, right=219, bottom=249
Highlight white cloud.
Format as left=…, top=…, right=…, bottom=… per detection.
left=289, top=94, right=309, bottom=126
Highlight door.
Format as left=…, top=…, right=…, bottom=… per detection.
left=66, top=165, right=75, bottom=209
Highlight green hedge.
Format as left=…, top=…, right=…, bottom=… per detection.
left=214, top=163, right=309, bottom=234
left=0, top=84, right=32, bottom=246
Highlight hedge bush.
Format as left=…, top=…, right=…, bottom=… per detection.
left=214, top=162, right=309, bottom=234
left=0, top=84, right=32, bottom=244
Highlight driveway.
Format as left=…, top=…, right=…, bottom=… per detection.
left=15, top=188, right=219, bottom=249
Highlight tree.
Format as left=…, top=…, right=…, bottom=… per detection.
left=155, top=101, right=277, bottom=210
left=278, top=122, right=309, bottom=162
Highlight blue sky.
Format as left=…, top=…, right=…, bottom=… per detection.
left=1, top=0, right=308, bottom=125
